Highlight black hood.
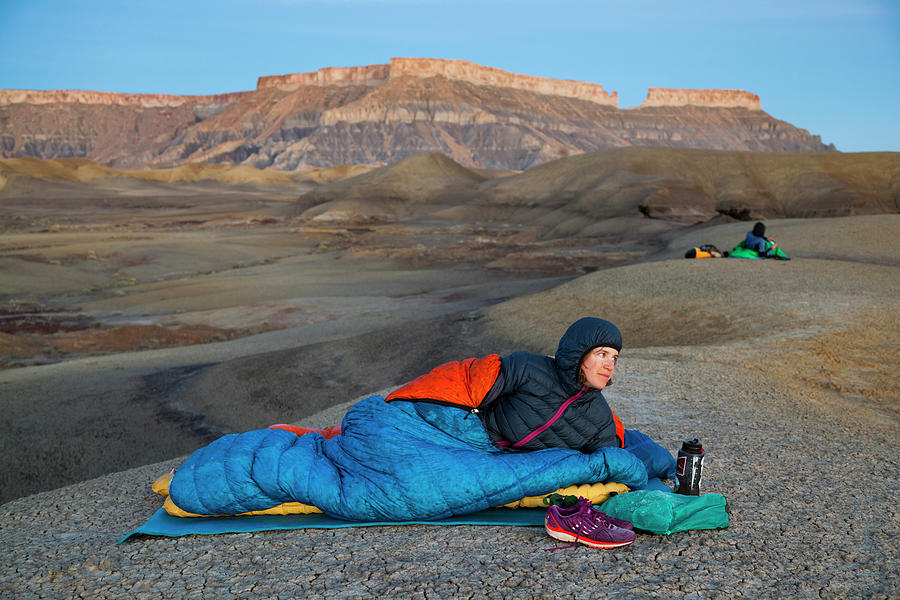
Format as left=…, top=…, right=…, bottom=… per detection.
left=554, top=317, right=622, bottom=394
left=752, top=222, right=766, bottom=237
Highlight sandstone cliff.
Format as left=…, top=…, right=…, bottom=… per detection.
left=0, top=58, right=835, bottom=171
left=258, top=58, right=620, bottom=107
left=637, top=88, right=761, bottom=110
left=256, top=58, right=618, bottom=106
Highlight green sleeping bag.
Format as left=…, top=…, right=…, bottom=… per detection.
left=729, top=240, right=790, bottom=260
left=601, top=490, right=729, bottom=535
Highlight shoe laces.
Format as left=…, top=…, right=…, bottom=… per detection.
left=545, top=499, right=613, bottom=551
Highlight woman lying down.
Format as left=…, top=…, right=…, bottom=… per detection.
left=163, top=317, right=676, bottom=548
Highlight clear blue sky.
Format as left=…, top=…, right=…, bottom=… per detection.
left=2, top=0, right=898, bottom=152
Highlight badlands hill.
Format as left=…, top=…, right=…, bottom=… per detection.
left=0, top=156, right=370, bottom=229
left=0, top=156, right=368, bottom=194
left=299, top=148, right=900, bottom=230
left=1, top=58, right=834, bottom=172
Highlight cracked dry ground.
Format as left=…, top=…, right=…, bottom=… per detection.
left=2, top=340, right=897, bottom=600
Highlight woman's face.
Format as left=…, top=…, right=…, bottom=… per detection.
left=580, top=346, right=618, bottom=389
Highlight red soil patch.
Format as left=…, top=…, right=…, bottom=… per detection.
left=52, top=324, right=241, bottom=353
left=0, top=323, right=242, bottom=365
left=0, top=331, right=47, bottom=360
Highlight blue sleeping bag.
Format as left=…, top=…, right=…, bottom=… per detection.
left=169, top=395, right=658, bottom=521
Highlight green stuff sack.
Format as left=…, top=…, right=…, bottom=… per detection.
left=729, top=240, right=791, bottom=260
left=600, top=490, right=729, bottom=535
left=728, top=242, right=759, bottom=259
left=768, top=243, right=791, bottom=260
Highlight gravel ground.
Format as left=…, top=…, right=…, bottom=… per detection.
left=2, top=216, right=898, bottom=599
left=2, top=343, right=896, bottom=599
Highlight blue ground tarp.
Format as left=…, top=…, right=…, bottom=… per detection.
left=121, top=478, right=671, bottom=543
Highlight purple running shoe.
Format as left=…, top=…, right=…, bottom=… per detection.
left=545, top=497, right=635, bottom=549
left=551, top=497, right=634, bottom=530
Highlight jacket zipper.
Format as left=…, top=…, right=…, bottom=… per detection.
left=496, top=386, right=586, bottom=449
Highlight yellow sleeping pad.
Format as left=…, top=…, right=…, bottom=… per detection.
left=152, top=472, right=629, bottom=518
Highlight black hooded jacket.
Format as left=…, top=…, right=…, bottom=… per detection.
left=480, top=318, right=625, bottom=452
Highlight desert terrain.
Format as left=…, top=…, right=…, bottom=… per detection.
left=0, top=150, right=898, bottom=598
left=1, top=149, right=898, bottom=500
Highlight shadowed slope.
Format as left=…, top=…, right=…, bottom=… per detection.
left=0, top=157, right=369, bottom=194
left=295, top=148, right=900, bottom=236
left=298, top=152, right=491, bottom=221
left=473, top=148, right=900, bottom=224
left=476, top=215, right=900, bottom=353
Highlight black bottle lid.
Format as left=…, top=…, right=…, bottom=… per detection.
left=681, top=439, right=703, bottom=453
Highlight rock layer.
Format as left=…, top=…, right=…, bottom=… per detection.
left=0, top=89, right=248, bottom=107
left=638, top=87, right=761, bottom=110
left=0, top=58, right=835, bottom=171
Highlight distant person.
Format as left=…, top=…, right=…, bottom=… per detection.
left=744, top=222, right=775, bottom=257
left=728, top=221, right=790, bottom=260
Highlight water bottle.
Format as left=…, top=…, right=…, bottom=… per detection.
left=675, top=439, right=705, bottom=495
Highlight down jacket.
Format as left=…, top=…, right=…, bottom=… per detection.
left=387, top=317, right=626, bottom=453
left=744, top=230, right=770, bottom=255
